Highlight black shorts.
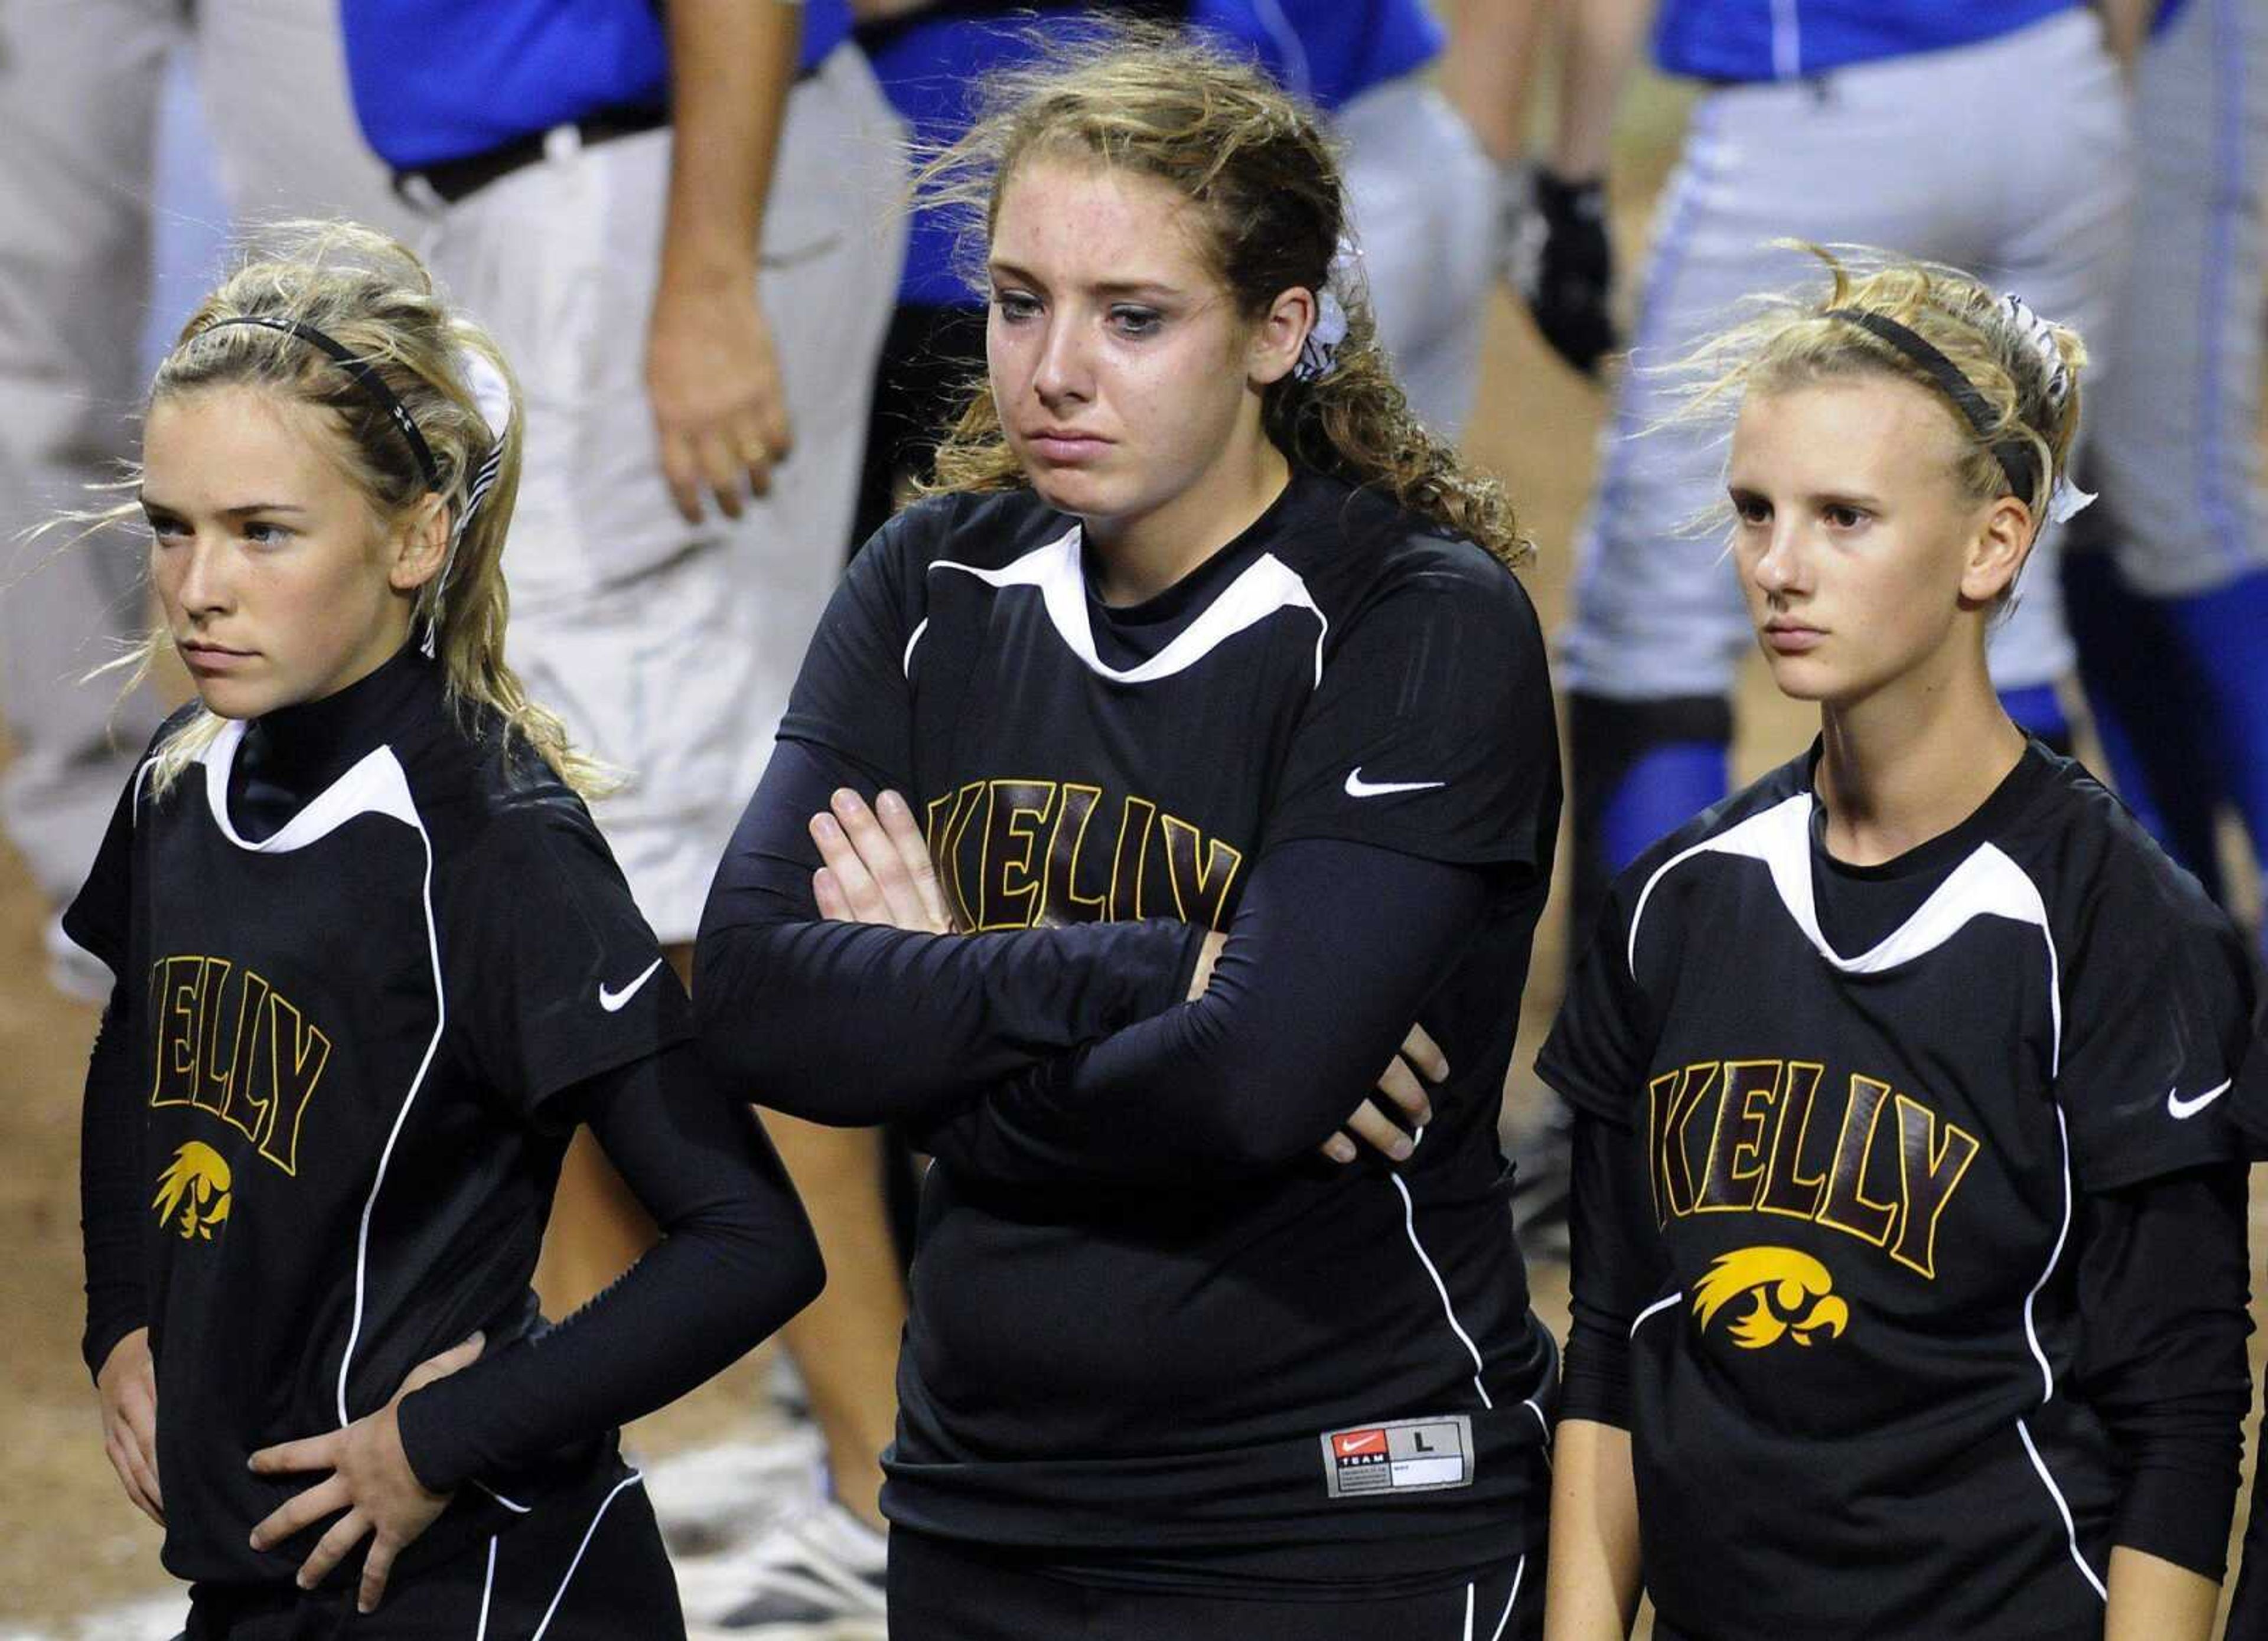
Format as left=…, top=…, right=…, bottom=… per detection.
left=887, top=1529, right=1544, bottom=1641
left=178, top=1466, right=682, bottom=1640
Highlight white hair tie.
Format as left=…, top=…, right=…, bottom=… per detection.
left=1997, top=292, right=2071, bottom=410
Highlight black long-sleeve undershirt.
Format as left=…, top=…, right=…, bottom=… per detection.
left=915, top=839, right=1493, bottom=1183
left=80, top=983, right=146, bottom=1381
left=1561, top=1105, right=2253, bottom=1578
left=392, top=1041, right=822, bottom=1493
left=695, top=736, right=1206, bottom=1124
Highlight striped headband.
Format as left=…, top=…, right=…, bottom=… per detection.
left=1821, top=308, right=2042, bottom=505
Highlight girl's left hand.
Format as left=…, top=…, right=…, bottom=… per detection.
left=811, top=788, right=958, bottom=932
left=246, top=1331, right=484, bottom=1611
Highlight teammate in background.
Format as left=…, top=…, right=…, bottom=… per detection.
left=699, top=32, right=1563, bottom=1636
left=1537, top=252, right=2258, bottom=1640
left=1192, top=0, right=1501, bottom=438
left=67, top=226, right=823, bottom=1636
left=1514, top=0, right=2134, bottom=964
left=2061, top=0, right=2268, bottom=951
left=340, top=7, right=910, bottom=1614
left=1, top=0, right=413, bottom=1001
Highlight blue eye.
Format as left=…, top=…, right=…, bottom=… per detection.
left=1109, top=306, right=1162, bottom=338
left=993, top=291, right=1041, bottom=323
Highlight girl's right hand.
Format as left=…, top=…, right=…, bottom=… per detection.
left=96, top=1327, right=163, bottom=1526
left=1327, top=1024, right=1446, bottom=1164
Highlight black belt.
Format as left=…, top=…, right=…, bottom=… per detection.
left=399, top=108, right=667, bottom=207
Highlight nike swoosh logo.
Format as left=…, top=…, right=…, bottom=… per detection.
left=2167, top=1078, right=2233, bottom=1120
left=1344, top=768, right=1446, bottom=799
left=599, top=958, right=665, bottom=1013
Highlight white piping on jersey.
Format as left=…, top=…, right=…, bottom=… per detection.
left=188, top=729, right=456, bottom=1427
left=477, top=1479, right=532, bottom=1514
left=1627, top=794, right=2067, bottom=1071
left=1390, top=1153, right=1494, bottom=1410
left=901, top=617, right=930, bottom=678
left=474, top=1535, right=497, bottom=1641
left=199, top=719, right=425, bottom=852
left=1523, top=1327, right=1556, bottom=1464
left=929, top=526, right=1329, bottom=687
left=1250, top=0, right=1314, bottom=100
left=1770, top=0, right=1802, bottom=79
left=2022, top=1104, right=2076, bottom=1405
left=1492, top=1558, right=1524, bottom=1641
left=529, top=1470, right=647, bottom=1641
left=1630, top=1290, right=1684, bottom=1336
left=1460, top=1580, right=1474, bottom=1641
left=2018, top=1418, right=2109, bottom=1603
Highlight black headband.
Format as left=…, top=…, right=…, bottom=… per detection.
left=199, top=315, right=442, bottom=491
left=1821, top=308, right=2041, bottom=504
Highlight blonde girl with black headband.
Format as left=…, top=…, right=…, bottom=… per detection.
left=64, top=223, right=822, bottom=1637
left=1537, top=248, right=2264, bottom=1641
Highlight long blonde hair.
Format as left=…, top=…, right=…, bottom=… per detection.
left=111, top=221, right=602, bottom=797
left=911, top=25, right=1530, bottom=570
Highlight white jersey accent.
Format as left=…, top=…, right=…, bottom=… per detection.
left=932, top=528, right=1329, bottom=687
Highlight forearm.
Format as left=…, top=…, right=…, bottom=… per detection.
left=1441, top=0, right=1553, bottom=167
left=2103, top=1547, right=2218, bottom=1641
left=1543, top=1419, right=1643, bottom=1640
left=79, top=988, right=146, bottom=1379
left=396, top=1046, right=822, bottom=1490
left=923, top=843, right=1489, bottom=1183
left=2092, top=0, right=2153, bottom=71
left=1551, top=0, right=1654, bottom=179
left=657, top=0, right=799, bottom=295
left=697, top=738, right=1203, bottom=1124
left=2077, top=1170, right=2251, bottom=1577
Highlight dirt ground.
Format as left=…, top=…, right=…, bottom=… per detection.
left=2, top=68, right=2262, bottom=1638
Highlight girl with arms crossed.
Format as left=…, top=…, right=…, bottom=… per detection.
left=69, top=226, right=823, bottom=1637
left=698, top=33, right=1563, bottom=1640
left=1538, top=252, right=2262, bottom=1640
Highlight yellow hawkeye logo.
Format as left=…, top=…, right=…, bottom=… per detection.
left=154, top=1142, right=232, bottom=1240
left=1692, top=1247, right=1849, bottom=1350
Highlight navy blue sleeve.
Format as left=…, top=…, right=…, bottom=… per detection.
left=394, top=1041, right=823, bottom=1492
left=695, top=736, right=1207, bottom=1125
left=2070, top=1165, right=2251, bottom=1579
left=2061, top=856, right=2252, bottom=1190
left=80, top=980, right=146, bottom=1381
left=1557, top=1105, right=1671, bottom=1431
left=70, top=777, right=145, bottom=1379
left=914, top=838, right=1493, bottom=1182
left=1535, top=872, right=1657, bottom=1124
left=1262, top=560, right=1559, bottom=870
left=444, top=802, right=695, bottom=1127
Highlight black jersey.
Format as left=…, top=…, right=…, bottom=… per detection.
left=64, top=653, right=690, bottom=1587
left=767, top=465, right=1562, bottom=1587
left=1538, top=742, right=2260, bottom=1639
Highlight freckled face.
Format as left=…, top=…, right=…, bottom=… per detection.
left=986, top=156, right=1275, bottom=543
left=1726, top=379, right=2015, bottom=708
left=141, top=386, right=428, bottom=720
